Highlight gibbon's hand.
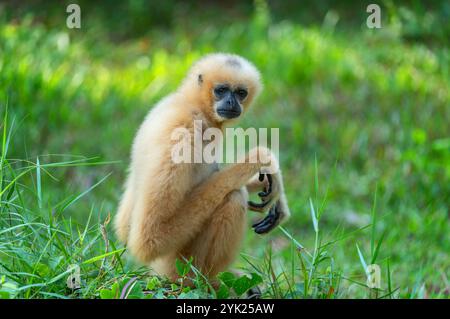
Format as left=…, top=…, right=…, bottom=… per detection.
left=252, top=200, right=282, bottom=234
left=248, top=171, right=291, bottom=234
left=247, top=173, right=280, bottom=212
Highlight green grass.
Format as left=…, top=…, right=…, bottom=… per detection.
left=0, top=1, right=449, bottom=298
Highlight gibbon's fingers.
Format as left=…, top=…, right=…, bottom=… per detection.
left=247, top=199, right=271, bottom=212
left=248, top=174, right=280, bottom=212
left=258, top=173, right=265, bottom=182
left=247, top=174, right=272, bottom=212
left=251, top=209, right=271, bottom=227
left=248, top=200, right=268, bottom=209
left=252, top=202, right=281, bottom=234
left=252, top=204, right=277, bottom=229
left=258, top=174, right=272, bottom=197
left=259, top=174, right=279, bottom=204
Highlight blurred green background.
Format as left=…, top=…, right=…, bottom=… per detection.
left=0, top=0, right=449, bottom=298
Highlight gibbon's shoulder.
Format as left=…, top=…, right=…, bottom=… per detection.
left=148, top=94, right=207, bottom=127
left=144, top=93, right=177, bottom=122
left=134, top=93, right=202, bottom=146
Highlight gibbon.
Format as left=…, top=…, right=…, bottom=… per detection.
left=114, top=53, right=291, bottom=282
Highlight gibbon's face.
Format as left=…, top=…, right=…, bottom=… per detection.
left=187, top=54, right=262, bottom=124
left=212, top=83, right=248, bottom=119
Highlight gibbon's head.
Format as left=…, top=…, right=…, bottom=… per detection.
left=182, top=53, right=262, bottom=124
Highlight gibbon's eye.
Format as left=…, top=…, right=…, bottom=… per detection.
left=236, top=88, right=248, bottom=100
left=214, top=85, right=229, bottom=97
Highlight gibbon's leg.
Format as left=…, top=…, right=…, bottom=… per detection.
left=114, top=176, right=135, bottom=243
left=127, top=147, right=278, bottom=264
left=179, top=188, right=248, bottom=279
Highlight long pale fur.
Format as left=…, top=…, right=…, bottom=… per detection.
left=114, top=53, right=290, bottom=281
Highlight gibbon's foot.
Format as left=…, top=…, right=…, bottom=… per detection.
left=252, top=200, right=282, bottom=234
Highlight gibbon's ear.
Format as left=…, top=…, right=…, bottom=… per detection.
left=198, top=74, right=203, bottom=85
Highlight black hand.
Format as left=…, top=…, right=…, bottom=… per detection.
left=252, top=201, right=281, bottom=234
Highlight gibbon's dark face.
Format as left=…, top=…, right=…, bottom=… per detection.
left=213, top=83, right=248, bottom=119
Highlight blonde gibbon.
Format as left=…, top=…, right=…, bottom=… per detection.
left=114, top=53, right=291, bottom=283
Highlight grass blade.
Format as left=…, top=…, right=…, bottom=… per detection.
left=82, top=248, right=126, bottom=265
left=36, top=157, right=42, bottom=209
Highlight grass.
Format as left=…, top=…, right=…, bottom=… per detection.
left=0, top=1, right=449, bottom=298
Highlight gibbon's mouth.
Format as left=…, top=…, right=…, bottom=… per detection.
left=217, top=110, right=241, bottom=119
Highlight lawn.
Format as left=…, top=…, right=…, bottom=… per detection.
left=0, top=0, right=449, bottom=299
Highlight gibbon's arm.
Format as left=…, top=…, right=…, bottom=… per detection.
left=127, top=146, right=279, bottom=264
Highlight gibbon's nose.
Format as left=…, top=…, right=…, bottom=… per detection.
left=217, top=95, right=241, bottom=119
left=225, top=94, right=238, bottom=110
